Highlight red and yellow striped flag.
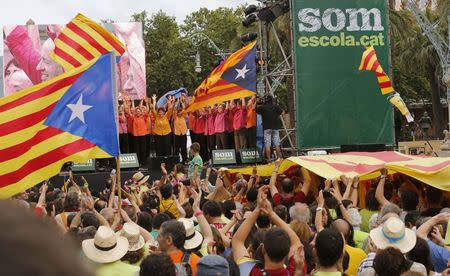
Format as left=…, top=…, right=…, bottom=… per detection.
left=52, top=13, right=125, bottom=71
left=186, top=41, right=257, bottom=112
left=359, top=46, right=394, bottom=95
left=0, top=54, right=118, bottom=198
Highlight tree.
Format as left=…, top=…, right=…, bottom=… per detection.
left=390, top=6, right=448, bottom=138
left=180, top=7, right=242, bottom=83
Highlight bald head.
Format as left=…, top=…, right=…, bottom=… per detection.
left=99, top=207, right=115, bottom=225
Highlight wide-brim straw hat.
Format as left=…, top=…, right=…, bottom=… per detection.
left=82, top=226, right=129, bottom=263
left=178, top=218, right=203, bottom=250
left=369, top=216, right=416, bottom=253
left=132, top=172, right=149, bottom=185
left=116, top=222, right=145, bottom=251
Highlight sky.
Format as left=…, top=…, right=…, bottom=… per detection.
left=0, top=0, right=257, bottom=53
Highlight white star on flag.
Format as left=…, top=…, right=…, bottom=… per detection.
left=235, top=64, right=250, bottom=80
left=66, top=94, right=93, bottom=124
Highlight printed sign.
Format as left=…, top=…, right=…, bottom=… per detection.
left=119, top=153, right=140, bottom=168
left=72, top=159, right=95, bottom=172
left=240, top=149, right=263, bottom=164
left=212, top=150, right=236, bottom=165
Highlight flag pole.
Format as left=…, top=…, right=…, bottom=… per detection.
left=111, top=51, right=121, bottom=209
left=116, top=157, right=122, bottom=210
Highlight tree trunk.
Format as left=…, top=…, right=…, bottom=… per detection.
left=429, top=67, right=444, bottom=138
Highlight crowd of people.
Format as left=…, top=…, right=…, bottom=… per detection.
left=4, top=149, right=450, bottom=276
left=118, top=93, right=284, bottom=166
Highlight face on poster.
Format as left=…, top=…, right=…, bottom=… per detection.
left=3, top=22, right=146, bottom=99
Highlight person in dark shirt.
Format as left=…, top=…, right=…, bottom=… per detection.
left=255, top=95, right=283, bottom=162
left=421, top=186, right=443, bottom=217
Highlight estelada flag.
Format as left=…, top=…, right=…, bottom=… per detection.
left=186, top=41, right=257, bottom=112
left=52, top=13, right=125, bottom=71
left=0, top=53, right=119, bottom=198
left=359, top=46, right=394, bottom=95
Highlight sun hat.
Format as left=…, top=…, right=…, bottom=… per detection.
left=116, top=222, right=145, bottom=251
left=178, top=218, right=203, bottom=251
left=132, top=172, right=149, bottom=185
left=197, top=255, right=229, bottom=276
left=82, top=226, right=129, bottom=263
left=369, top=216, right=416, bottom=253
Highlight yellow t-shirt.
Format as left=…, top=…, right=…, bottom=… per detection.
left=345, top=244, right=367, bottom=276
left=96, top=261, right=139, bottom=276
left=160, top=199, right=180, bottom=218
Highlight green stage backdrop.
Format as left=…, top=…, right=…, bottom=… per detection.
left=292, top=0, right=394, bottom=149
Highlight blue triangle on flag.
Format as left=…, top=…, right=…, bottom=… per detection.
left=44, top=53, right=119, bottom=156
left=221, top=45, right=257, bottom=92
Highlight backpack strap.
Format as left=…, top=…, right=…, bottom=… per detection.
left=181, top=252, right=192, bottom=276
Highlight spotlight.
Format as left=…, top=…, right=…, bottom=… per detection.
left=240, top=32, right=258, bottom=43
left=244, top=5, right=258, bottom=16
left=242, top=13, right=257, bottom=27
left=257, top=0, right=290, bottom=23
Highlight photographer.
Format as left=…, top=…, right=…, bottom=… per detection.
left=256, top=95, right=283, bottom=162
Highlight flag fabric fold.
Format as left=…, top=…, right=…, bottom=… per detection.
left=359, top=46, right=394, bottom=95
left=186, top=41, right=257, bottom=112
left=0, top=53, right=119, bottom=198
left=52, top=13, right=125, bottom=71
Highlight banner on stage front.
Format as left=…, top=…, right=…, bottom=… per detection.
left=3, top=22, right=146, bottom=99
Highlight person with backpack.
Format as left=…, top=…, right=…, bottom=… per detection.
left=269, top=159, right=312, bottom=209
left=156, top=220, right=199, bottom=276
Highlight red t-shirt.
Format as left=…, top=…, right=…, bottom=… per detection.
left=272, top=191, right=306, bottom=206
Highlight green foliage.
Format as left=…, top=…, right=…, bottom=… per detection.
left=390, top=6, right=449, bottom=138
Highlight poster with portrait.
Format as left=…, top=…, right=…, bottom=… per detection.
left=3, top=22, right=146, bottom=99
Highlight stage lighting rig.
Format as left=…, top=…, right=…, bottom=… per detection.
left=242, top=0, right=290, bottom=27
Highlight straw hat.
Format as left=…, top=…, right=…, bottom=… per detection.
left=178, top=218, right=203, bottom=251
left=369, top=216, right=416, bottom=253
left=116, top=222, right=145, bottom=252
left=82, top=226, right=129, bottom=263
left=132, top=172, right=149, bottom=185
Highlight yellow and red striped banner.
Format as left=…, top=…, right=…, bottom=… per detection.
left=229, top=151, right=450, bottom=191
left=0, top=58, right=111, bottom=198
left=52, top=13, right=125, bottom=71
left=359, top=46, right=394, bottom=95
left=186, top=41, right=257, bottom=112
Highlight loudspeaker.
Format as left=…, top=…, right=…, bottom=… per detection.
left=340, top=144, right=386, bottom=153
left=147, top=155, right=180, bottom=170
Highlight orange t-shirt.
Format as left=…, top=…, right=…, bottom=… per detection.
left=174, top=113, right=188, bottom=135
left=169, top=250, right=200, bottom=275
left=246, top=107, right=256, bottom=128
left=153, top=110, right=172, bottom=136
left=129, top=114, right=149, bottom=136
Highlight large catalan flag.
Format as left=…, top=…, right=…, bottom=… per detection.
left=359, top=46, right=394, bottom=95
left=0, top=53, right=119, bottom=198
left=186, top=41, right=257, bottom=112
left=52, top=13, right=125, bottom=71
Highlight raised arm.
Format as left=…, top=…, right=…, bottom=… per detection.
left=417, top=213, right=450, bottom=240
left=330, top=179, right=351, bottom=223
left=350, top=176, right=360, bottom=206
left=315, top=190, right=325, bottom=232
left=191, top=188, right=213, bottom=245
left=375, top=169, right=389, bottom=207
left=269, top=159, right=282, bottom=197
left=300, top=167, right=311, bottom=196
left=232, top=189, right=263, bottom=262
